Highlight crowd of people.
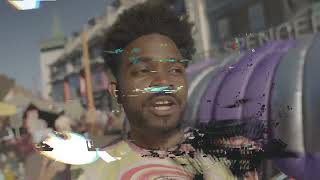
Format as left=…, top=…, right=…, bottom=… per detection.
left=0, top=99, right=124, bottom=180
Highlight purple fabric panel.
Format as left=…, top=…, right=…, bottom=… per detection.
left=241, top=41, right=296, bottom=121
left=186, top=60, right=217, bottom=78
left=197, top=54, right=255, bottom=123
left=198, top=41, right=295, bottom=122
left=275, top=156, right=306, bottom=179
left=276, top=153, right=320, bottom=180
left=305, top=155, right=320, bottom=180
left=213, top=42, right=283, bottom=121
left=197, top=56, right=244, bottom=123
left=197, top=66, right=231, bottom=123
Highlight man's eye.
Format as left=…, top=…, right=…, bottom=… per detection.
left=131, top=68, right=151, bottom=75
left=169, top=68, right=184, bottom=74
left=139, top=68, right=150, bottom=73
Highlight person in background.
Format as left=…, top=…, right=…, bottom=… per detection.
left=55, top=114, right=75, bottom=132
left=24, top=109, right=50, bottom=144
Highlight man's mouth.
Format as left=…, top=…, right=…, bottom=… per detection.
left=147, top=96, right=179, bottom=116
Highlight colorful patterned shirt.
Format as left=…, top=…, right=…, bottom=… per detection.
left=70, top=140, right=238, bottom=180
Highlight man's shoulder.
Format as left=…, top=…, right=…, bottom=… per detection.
left=102, top=139, right=132, bottom=156
left=70, top=140, right=131, bottom=180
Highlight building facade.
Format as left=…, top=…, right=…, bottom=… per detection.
left=39, top=16, right=66, bottom=100
left=186, top=0, right=320, bottom=59
left=40, top=0, right=320, bottom=106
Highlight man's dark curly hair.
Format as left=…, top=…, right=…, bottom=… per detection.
left=102, top=1, right=196, bottom=79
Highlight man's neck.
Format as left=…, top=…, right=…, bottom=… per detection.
left=129, top=127, right=185, bottom=151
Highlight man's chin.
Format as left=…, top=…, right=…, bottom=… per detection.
left=142, top=120, right=180, bottom=133
left=140, top=109, right=183, bottom=131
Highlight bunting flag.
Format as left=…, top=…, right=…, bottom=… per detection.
left=100, top=71, right=109, bottom=90
left=91, top=71, right=100, bottom=92
left=63, top=79, right=71, bottom=102
left=79, top=74, right=89, bottom=106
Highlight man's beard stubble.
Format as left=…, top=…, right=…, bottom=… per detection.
left=125, top=91, right=188, bottom=134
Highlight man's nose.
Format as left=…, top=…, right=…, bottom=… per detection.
left=149, top=71, right=173, bottom=87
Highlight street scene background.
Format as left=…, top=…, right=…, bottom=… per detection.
left=1, top=0, right=320, bottom=179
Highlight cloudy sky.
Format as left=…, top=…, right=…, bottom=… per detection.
left=0, top=0, right=112, bottom=92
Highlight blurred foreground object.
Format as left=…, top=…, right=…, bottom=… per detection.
left=63, top=100, right=84, bottom=123
left=0, top=103, right=16, bottom=116
left=54, top=115, right=74, bottom=132
left=7, top=0, right=57, bottom=11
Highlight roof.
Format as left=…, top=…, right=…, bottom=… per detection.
left=0, top=74, right=15, bottom=100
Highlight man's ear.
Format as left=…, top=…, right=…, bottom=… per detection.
left=108, top=81, right=122, bottom=104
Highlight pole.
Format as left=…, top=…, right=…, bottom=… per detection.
left=81, top=29, right=96, bottom=133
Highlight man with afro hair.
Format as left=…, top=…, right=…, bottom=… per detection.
left=43, top=1, right=259, bottom=179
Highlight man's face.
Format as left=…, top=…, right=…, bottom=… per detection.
left=116, top=34, right=188, bottom=133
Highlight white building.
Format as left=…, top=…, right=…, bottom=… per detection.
left=39, top=16, right=66, bottom=100
left=185, top=0, right=320, bottom=58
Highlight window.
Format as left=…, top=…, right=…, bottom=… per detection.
left=50, top=66, right=56, bottom=79
left=68, top=74, right=80, bottom=99
left=54, top=63, right=66, bottom=75
left=248, top=2, right=266, bottom=32
left=217, top=17, right=231, bottom=41
left=173, top=0, right=186, bottom=16
left=90, top=47, right=102, bottom=60
left=51, top=81, right=64, bottom=102
left=71, top=56, right=82, bottom=69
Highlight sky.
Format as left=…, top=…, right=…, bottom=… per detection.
left=0, top=0, right=112, bottom=93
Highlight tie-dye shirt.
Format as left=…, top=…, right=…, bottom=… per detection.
left=70, top=140, right=239, bottom=180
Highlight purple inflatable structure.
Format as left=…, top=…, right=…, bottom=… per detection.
left=185, top=34, right=320, bottom=179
